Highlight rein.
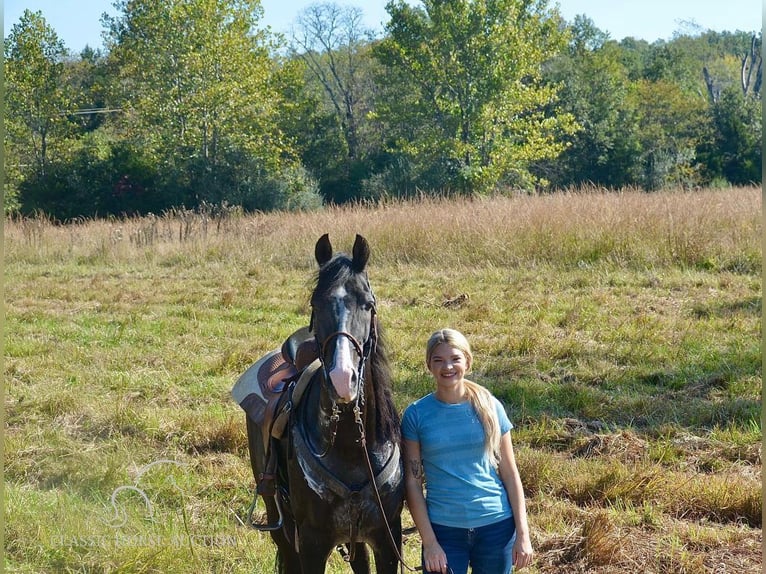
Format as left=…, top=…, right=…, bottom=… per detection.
left=355, top=395, right=416, bottom=574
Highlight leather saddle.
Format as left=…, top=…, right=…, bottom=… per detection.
left=232, top=327, right=318, bottom=446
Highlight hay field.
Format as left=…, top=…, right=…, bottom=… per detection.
left=4, top=186, right=762, bottom=572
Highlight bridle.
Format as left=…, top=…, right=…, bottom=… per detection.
left=304, top=295, right=377, bottom=456
left=313, top=295, right=378, bottom=405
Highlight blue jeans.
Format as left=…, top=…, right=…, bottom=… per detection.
left=424, top=517, right=516, bottom=574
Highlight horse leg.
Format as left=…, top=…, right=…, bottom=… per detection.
left=276, top=537, right=303, bottom=574
left=295, top=526, right=336, bottom=574
left=245, top=416, right=302, bottom=573
left=370, top=517, right=403, bottom=574
left=347, top=543, right=371, bottom=574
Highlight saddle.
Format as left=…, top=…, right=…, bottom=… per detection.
left=231, top=327, right=318, bottom=443
left=231, top=327, right=320, bottom=530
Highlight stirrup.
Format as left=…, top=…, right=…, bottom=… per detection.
left=246, top=489, right=284, bottom=532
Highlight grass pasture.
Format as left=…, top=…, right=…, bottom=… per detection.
left=3, top=186, right=762, bottom=573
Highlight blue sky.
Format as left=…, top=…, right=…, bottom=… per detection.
left=4, top=0, right=763, bottom=53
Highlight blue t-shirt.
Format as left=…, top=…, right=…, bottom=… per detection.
left=401, top=392, right=513, bottom=528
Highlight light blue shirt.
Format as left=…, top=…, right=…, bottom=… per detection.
left=402, top=392, right=513, bottom=528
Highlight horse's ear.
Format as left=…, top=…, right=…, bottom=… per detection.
left=315, top=233, right=333, bottom=266
left=351, top=234, right=370, bottom=272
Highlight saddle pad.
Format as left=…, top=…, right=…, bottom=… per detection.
left=231, top=349, right=296, bottom=425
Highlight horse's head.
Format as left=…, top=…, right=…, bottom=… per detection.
left=310, top=233, right=377, bottom=405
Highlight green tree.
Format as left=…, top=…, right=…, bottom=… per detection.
left=699, top=86, right=762, bottom=184
left=104, top=0, right=315, bottom=210
left=631, top=78, right=709, bottom=189
left=374, top=0, right=577, bottom=194
left=62, top=46, right=115, bottom=133
left=290, top=3, right=383, bottom=202
left=539, top=16, right=641, bottom=188
left=698, top=33, right=761, bottom=185
left=292, top=3, right=377, bottom=164
left=616, top=36, right=653, bottom=81
left=541, top=24, right=761, bottom=190
left=4, top=10, right=75, bottom=213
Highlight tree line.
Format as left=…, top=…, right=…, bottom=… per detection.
left=4, top=0, right=762, bottom=220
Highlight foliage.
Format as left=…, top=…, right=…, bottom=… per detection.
left=289, top=3, right=385, bottom=203
left=538, top=19, right=761, bottom=191
left=103, top=0, right=307, bottom=211
left=17, top=128, right=163, bottom=219
left=374, top=0, right=578, bottom=194
left=291, top=3, right=375, bottom=164
left=4, top=10, right=75, bottom=214
left=2, top=3, right=762, bottom=218
left=631, top=79, right=708, bottom=189
left=539, top=21, right=641, bottom=188
left=699, top=87, right=762, bottom=185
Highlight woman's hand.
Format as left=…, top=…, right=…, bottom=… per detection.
left=423, top=540, right=449, bottom=573
left=512, top=533, right=534, bottom=570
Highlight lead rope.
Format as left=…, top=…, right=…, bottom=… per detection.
left=355, top=408, right=416, bottom=574
left=358, top=310, right=415, bottom=573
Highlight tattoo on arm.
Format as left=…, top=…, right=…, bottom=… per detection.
left=409, top=459, right=424, bottom=480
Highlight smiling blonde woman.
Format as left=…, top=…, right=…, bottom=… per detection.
left=402, top=328, right=533, bottom=573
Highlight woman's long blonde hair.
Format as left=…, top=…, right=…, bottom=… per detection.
left=426, top=329, right=502, bottom=467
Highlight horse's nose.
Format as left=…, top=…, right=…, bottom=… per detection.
left=328, top=340, right=357, bottom=403
left=329, top=364, right=356, bottom=403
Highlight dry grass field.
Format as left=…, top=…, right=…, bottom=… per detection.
left=4, top=186, right=762, bottom=573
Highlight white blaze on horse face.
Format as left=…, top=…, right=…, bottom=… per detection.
left=328, top=286, right=357, bottom=403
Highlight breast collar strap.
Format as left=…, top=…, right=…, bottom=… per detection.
left=292, top=420, right=400, bottom=500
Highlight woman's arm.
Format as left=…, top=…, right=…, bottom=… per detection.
left=497, top=431, right=534, bottom=569
left=403, top=439, right=448, bottom=574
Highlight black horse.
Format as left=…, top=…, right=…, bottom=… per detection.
left=245, top=234, right=404, bottom=573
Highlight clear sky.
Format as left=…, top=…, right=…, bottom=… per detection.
left=4, top=0, right=763, bottom=54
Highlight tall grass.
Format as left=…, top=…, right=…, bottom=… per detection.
left=6, top=186, right=761, bottom=273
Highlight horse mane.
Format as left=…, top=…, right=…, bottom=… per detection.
left=368, top=327, right=401, bottom=443
left=312, top=253, right=401, bottom=444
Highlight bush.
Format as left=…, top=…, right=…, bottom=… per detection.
left=241, top=164, right=323, bottom=212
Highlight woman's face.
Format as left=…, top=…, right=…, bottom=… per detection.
left=428, top=343, right=469, bottom=388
